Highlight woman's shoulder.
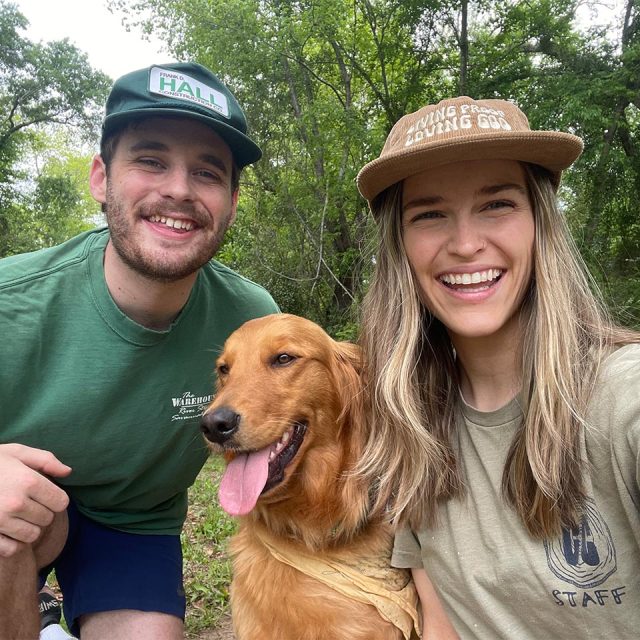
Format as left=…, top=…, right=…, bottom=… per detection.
left=600, top=343, right=640, bottom=383
left=589, top=343, right=640, bottom=449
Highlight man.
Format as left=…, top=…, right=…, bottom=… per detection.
left=0, top=62, right=279, bottom=639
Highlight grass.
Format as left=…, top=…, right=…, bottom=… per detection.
left=182, top=456, right=237, bottom=637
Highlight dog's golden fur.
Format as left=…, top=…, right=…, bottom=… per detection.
left=202, top=314, right=417, bottom=640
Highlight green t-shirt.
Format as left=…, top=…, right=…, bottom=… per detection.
left=393, top=344, right=640, bottom=639
left=0, top=229, right=279, bottom=535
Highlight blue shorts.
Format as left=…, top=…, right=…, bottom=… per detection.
left=39, top=501, right=185, bottom=636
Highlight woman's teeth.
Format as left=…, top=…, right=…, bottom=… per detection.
left=440, top=269, right=502, bottom=285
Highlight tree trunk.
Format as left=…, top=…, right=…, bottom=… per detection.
left=459, top=0, right=469, bottom=95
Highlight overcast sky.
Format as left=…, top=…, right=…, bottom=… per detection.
left=14, top=0, right=167, bottom=80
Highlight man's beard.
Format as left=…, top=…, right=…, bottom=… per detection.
left=105, top=186, right=232, bottom=283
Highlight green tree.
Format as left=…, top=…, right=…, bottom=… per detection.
left=0, top=1, right=110, bottom=257
left=111, top=0, right=640, bottom=328
left=0, top=132, right=98, bottom=256
left=111, top=0, right=458, bottom=329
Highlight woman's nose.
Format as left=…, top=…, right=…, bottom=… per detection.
left=447, top=217, right=485, bottom=257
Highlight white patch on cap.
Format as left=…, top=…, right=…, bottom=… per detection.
left=149, top=66, right=230, bottom=119
left=405, top=104, right=512, bottom=147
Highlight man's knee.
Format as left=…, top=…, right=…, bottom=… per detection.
left=79, top=610, right=184, bottom=640
left=0, top=511, right=67, bottom=640
left=0, top=510, right=67, bottom=588
left=34, top=510, right=68, bottom=569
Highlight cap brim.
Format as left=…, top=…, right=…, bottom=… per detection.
left=102, top=108, right=262, bottom=169
left=356, top=131, right=583, bottom=201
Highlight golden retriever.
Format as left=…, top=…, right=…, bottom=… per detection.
left=201, top=314, right=420, bottom=640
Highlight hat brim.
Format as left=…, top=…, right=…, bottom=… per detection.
left=102, top=107, right=262, bottom=169
left=356, top=131, right=583, bottom=202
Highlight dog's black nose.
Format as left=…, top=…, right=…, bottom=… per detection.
left=201, top=406, right=240, bottom=443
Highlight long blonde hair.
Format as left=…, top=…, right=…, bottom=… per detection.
left=358, top=164, right=639, bottom=538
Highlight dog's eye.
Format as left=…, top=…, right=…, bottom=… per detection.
left=217, top=363, right=230, bottom=375
left=273, top=353, right=296, bottom=367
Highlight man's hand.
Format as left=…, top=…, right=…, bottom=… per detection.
left=0, top=444, right=71, bottom=557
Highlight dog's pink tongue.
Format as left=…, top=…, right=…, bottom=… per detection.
left=218, top=446, right=271, bottom=516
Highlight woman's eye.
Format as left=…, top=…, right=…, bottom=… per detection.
left=485, top=200, right=513, bottom=211
left=408, top=210, right=444, bottom=223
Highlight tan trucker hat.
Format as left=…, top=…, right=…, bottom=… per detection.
left=356, top=96, right=583, bottom=202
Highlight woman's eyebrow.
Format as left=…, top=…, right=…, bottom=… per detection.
left=402, top=183, right=527, bottom=212
left=402, top=195, right=443, bottom=211
left=477, top=183, right=527, bottom=196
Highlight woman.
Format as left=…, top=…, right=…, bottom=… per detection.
left=356, top=96, right=640, bottom=639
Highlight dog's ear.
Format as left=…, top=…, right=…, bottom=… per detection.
left=331, top=341, right=363, bottom=421
left=331, top=341, right=363, bottom=434
left=333, top=340, right=362, bottom=373
left=329, top=340, right=372, bottom=538
left=331, top=341, right=365, bottom=442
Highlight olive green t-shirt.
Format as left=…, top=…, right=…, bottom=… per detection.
left=393, top=344, right=640, bottom=638
left=0, top=229, right=279, bottom=534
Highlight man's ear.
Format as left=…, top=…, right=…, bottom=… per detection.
left=89, top=155, right=107, bottom=204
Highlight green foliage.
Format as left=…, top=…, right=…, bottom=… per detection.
left=110, top=0, right=455, bottom=328
left=0, top=0, right=634, bottom=328
left=111, top=0, right=640, bottom=331
left=0, top=133, right=99, bottom=256
left=18, top=2, right=636, bottom=635
left=0, top=1, right=109, bottom=257
left=0, top=2, right=111, bottom=151
left=443, top=0, right=640, bottom=325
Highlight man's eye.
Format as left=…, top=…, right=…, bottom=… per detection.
left=137, top=158, right=163, bottom=169
left=195, top=169, right=225, bottom=183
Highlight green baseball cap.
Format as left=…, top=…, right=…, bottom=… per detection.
left=102, top=62, right=262, bottom=168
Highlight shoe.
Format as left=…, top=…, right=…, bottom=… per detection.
left=39, top=591, right=62, bottom=630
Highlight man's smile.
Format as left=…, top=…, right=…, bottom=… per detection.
left=147, top=214, right=196, bottom=232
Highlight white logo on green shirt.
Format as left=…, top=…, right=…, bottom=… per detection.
left=171, top=391, right=214, bottom=422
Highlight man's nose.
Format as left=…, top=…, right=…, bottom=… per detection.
left=159, top=168, right=194, bottom=201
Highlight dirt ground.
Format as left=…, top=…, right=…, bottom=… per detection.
left=194, top=614, right=235, bottom=640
